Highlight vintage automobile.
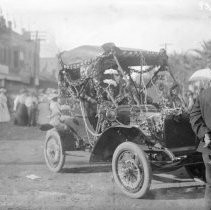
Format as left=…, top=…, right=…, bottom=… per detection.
left=43, top=43, right=205, bottom=199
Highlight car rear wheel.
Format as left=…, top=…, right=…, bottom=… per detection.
left=44, top=129, right=65, bottom=172
left=112, top=142, right=152, bottom=198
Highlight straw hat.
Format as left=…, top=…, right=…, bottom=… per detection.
left=104, top=69, right=118, bottom=75
left=103, top=79, right=117, bottom=87
left=20, top=88, right=27, bottom=94
left=48, top=93, right=58, bottom=101
left=0, top=88, right=6, bottom=93
left=45, top=88, right=57, bottom=95
left=30, top=89, right=37, bottom=96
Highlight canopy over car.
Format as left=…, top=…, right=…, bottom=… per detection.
left=58, top=43, right=185, bottom=110
left=60, top=42, right=168, bottom=70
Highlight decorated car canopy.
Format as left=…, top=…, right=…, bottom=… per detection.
left=57, top=42, right=180, bottom=110
left=60, top=43, right=168, bottom=70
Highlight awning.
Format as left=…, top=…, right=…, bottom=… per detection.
left=0, top=72, right=30, bottom=84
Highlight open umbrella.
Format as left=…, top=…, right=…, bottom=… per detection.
left=188, top=69, right=211, bottom=103
left=189, top=68, right=211, bottom=82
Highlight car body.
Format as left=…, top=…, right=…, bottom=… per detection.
left=43, top=43, right=204, bottom=198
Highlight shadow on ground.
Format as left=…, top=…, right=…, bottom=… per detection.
left=146, top=185, right=205, bottom=200
left=0, top=161, right=45, bottom=165
left=153, top=174, right=193, bottom=183
left=0, top=122, right=45, bottom=141
left=61, top=165, right=112, bottom=173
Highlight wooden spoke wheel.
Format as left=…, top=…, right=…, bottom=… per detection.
left=44, top=130, right=65, bottom=172
left=112, top=142, right=152, bottom=198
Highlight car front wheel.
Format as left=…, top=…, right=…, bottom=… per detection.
left=112, top=142, right=152, bottom=198
left=44, top=129, right=65, bottom=172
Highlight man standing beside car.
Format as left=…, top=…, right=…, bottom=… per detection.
left=190, top=86, right=211, bottom=209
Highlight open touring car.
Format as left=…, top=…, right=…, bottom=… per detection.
left=42, top=43, right=204, bottom=198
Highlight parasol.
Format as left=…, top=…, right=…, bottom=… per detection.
left=189, top=68, right=211, bottom=82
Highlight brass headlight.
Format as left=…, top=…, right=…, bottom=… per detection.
left=106, top=109, right=117, bottom=122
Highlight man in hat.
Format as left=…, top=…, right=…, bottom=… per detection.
left=48, top=93, right=67, bottom=130
left=25, top=90, right=38, bottom=126
left=190, top=86, right=211, bottom=209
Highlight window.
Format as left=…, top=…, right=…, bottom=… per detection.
left=8, top=49, right=11, bottom=65
left=13, top=50, right=19, bottom=68
left=0, top=47, right=3, bottom=64
left=3, top=48, right=7, bottom=64
left=0, top=47, right=8, bottom=65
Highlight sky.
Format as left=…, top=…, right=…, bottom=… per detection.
left=0, top=0, right=211, bottom=57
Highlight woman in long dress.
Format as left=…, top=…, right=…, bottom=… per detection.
left=13, top=89, right=28, bottom=126
left=0, top=88, right=11, bottom=122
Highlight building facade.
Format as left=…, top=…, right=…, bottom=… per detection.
left=0, top=15, right=40, bottom=93
left=39, top=57, right=58, bottom=89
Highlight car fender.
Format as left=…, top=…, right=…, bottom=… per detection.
left=89, top=125, right=148, bottom=163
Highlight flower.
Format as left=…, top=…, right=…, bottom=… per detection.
left=103, top=79, right=117, bottom=87
left=104, top=69, right=118, bottom=75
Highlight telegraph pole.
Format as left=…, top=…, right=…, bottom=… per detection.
left=30, top=31, right=45, bottom=87
left=160, top=43, right=172, bottom=52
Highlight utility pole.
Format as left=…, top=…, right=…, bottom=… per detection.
left=160, top=43, right=172, bottom=52
left=30, top=31, right=45, bottom=87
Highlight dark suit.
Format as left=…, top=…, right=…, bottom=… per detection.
left=190, top=87, right=211, bottom=209
left=190, top=87, right=211, bottom=155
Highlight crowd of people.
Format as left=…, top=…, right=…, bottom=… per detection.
left=0, top=79, right=208, bottom=127
left=0, top=87, right=59, bottom=127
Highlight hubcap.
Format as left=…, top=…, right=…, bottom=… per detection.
left=117, top=151, right=144, bottom=192
left=46, top=137, right=61, bottom=167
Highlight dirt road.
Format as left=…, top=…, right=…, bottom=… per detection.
left=0, top=137, right=208, bottom=210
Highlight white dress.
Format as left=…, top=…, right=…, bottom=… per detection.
left=37, top=100, right=50, bottom=125
left=0, top=93, right=10, bottom=122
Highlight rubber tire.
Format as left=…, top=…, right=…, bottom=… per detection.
left=112, top=142, right=152, bottom=199
left=44, top=129, right=65, bottom=172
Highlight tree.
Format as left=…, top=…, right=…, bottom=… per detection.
left=168, top=40, right=211, bottom=88
left=194, top=40, right=211, bottom=68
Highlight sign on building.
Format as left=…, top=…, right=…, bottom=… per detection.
left=0, top=64, right=9, bottom=74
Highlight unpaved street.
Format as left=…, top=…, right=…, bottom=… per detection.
left=0, top=138, right=208, bottom=210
